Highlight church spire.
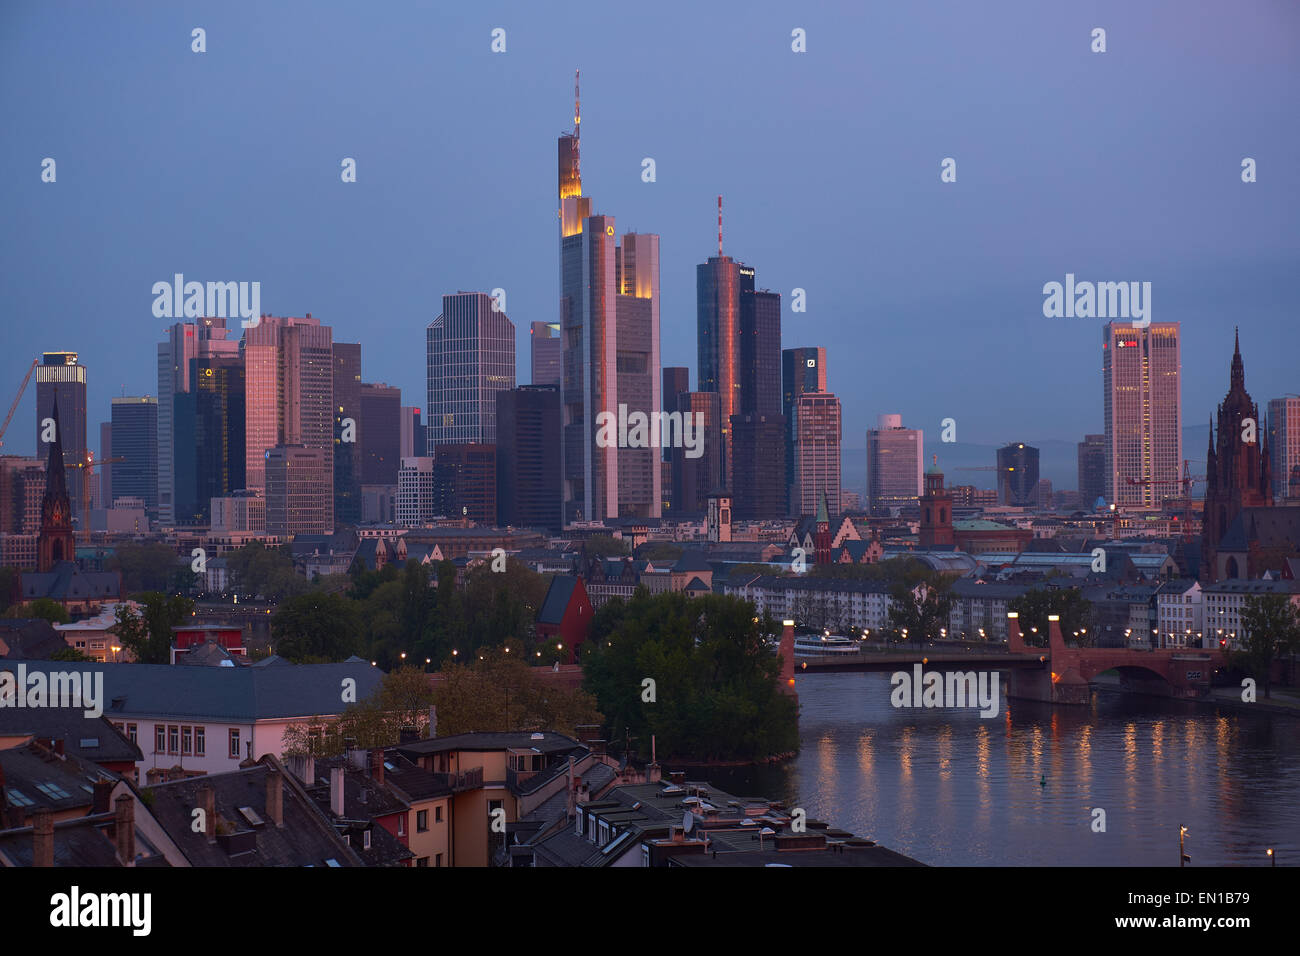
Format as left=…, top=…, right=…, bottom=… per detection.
left=1230, top=325, right=1244, bottom=390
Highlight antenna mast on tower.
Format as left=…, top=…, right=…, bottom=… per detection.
left=717, top=195, right=723, bottom=256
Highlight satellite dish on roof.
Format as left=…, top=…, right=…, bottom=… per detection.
left=682, top=810, right=693, bottom=833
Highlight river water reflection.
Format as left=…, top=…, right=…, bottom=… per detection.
left=701, top=671, right=1300, bottom=866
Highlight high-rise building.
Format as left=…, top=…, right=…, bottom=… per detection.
left=997, top=442, right=1040, bottom=507
left=264, top=445, right=331, bottom=536
left=174, top=354, right=245, bottom=525
left=34, top=352, right=87, bottom=527
left=400, top=406, right=426, bottom=460
left=396, top=457, right=449, bottom=527
left=1201, top=331, right=1273, bottom=581
left=157, top=318, right=238, bottom=525
left=243, top=315, right=334, bottom=514
left=697, top=255, right=741, bottom=486
left=739, top=286, right=781, bottom=417
left=333, top=342, right=362, bottom=527
left=109, top=397, right=158, bottom=517
left=792, top=392, right=841, bottom=518
left=662, top=367, right=690, bottom=465
left=359, top=383, right=402, bottom=487
left=670, top=391, right=722, bottom=516
left=496, top=385, right=561, bottom=531
left=557, top=81, right=660, bottom=523
left=427, top=292, right=515, bottom=449
left=730, top=413, right=787, bottom=521
left=530, top=321, right=562, bottom=388
left=1267, top=397, right=1300, bottom=501
left=782, top=347, right=827, bottom=493
left=1077, top=433, right=1107, bottom=507
left=434, top=443, right=496, bottom=525
left=0, top=456, right=44, bottom=536
left=867, top=414, right=923, bottom=516
left=1103, top=322, right=1181, bottom=508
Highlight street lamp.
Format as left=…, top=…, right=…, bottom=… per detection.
left=1268, top=848, right=1275, bottom=867
left=1179, top=826, right=1190, bottom=867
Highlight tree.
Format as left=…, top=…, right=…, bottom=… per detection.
left=107, top=542, right=182, bottom=593
left=226, top=541, right=306, bottom=602
left=1007, top=588, right=1093, bottom=647
left=281, top=666, right=440, bottom=757
left=888, top=573, right=955, bottom=645
left=581, top=591, right=797, bottom=762
left=637, top=541, right=683, bottom=562
left=271, top=591, right=361, bottom=662
left=433, top=651, right=602, bottom=738
left=0, top=567, right=21, bottom=613
left=5, top=598, right=70, bottom=624
left=583, top=535, right=629, bottom=559
left=1234, top=594, right=1300, bottom=699
left=115, top=593, right=195, bottom=664
left=49, top=646, right=93, bottom=662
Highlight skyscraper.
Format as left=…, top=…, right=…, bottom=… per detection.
left=174, top=353, right=245, bottom=524
left=739, top=285, right=781, bottom=416
left=1077, top=433, right=1107, bottom=507
left=997, top=442, right=1040, bottom=507
left=157, top=317, right=238, bottom=525
left=730, top=413, right=787, bottom=521
left=1267, top=397, right=1300, bottom=501
left=782, top=347, right=827, bottom=496
left=333, top=342, right=362, bottom=526
left=264, top=445, right=331, bottom=536
left=109, top=397, right=158, bottom=517
left=530, top=321, right=561, bottom=388
left=359, top=383, right=402, bottom=486
left=1103, top=322, right=1181, bottom=508
left=243, top=314, right=334, bottom=514
left=427, top=291, right=516, bottom=448
left=97, top=422, right=112, bottom=509
left=435, top=443, right=496, bottom=525
left=866, top=414, right=923, bottom=516
left=557, top=78, right=660, bottom=523
left=670, top=391, right=722, bottom=516
left=496, top=385, right=561, bottom=531
left=697, top=255, right=741, bottom=486
left=400, top=406, right=426, bottom=460
left=792, top=392, right=841, bottom=518
left=34, top=352, right=87, bottom=527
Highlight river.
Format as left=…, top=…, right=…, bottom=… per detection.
left=702, top=671, right=1300, bottom=866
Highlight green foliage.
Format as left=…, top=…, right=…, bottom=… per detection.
left=107, top=542, right=183, bottom=593
left=432, top=650, right=602, bottom=738
left=887, top=572, right=955, bottom=644
left=226, top=541, right=306, bottom=602
left=581, top=591, right=797, bottom=762
left=271, top=591, right=361, bottom=662
left=116, top=592, right=196, bottom=664
left=49, top=646, right=93, bottom=662
left=1007, top=588, right=1093, bottom=647
left=282, top=666, right=440, bottom=757
left=583, top=535, right=629, bottom=559
left=637, top=541, right=684, bottom=562
left=1233, top=593, right=1300, bottom=699
left=5, top=597, right=71, bottom=624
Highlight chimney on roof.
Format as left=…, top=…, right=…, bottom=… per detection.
left=32, top=807, right=54, bottom=867
left=53, top=738, right=64, bottom=757
left=198, top=784, right=216, bottom=843
left=370, top=749, right=384, bottom=786
left=114, top=793, right=135, bottom=866
left=566, top=756, right=576, bottom=819
left=266, top=767, right=284, bottom=828
left=330, top=766, right=345, bottom=818
left=428, top=704, right=437, bottom=738
left=91, top=778, right=113, bottom=815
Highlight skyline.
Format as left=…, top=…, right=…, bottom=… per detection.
left=3, top=1, right=1298, bottom=464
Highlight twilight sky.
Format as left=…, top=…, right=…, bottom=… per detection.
left=2, top=0, right=1297, bottom=466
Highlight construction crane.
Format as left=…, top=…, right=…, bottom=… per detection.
left=1124, top=460, right=1206, bottom=540
left=72, top=452, right=126, bottom=535
left=0, top=358, right=38, bottom=448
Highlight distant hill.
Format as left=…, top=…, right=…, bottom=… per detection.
left=842, top=424, right=1212, bottom=501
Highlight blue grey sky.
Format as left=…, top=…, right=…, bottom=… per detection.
left=3, top=0, right=1297, bottom=465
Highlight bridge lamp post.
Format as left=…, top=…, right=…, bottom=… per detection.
left=1179, top=826, right=1189, bottom=867
left=1268, top=848, right=1275, bottom=867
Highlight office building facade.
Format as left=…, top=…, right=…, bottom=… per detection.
left=333, top=342, right=362, bottom=526
left=1103, top=322, right=1181, bottom=508
left=427, top=292, right=515, bottom=448
left=1077, top=433, right=1107, bottom=507
left=997, top=443, right=1040, bottom=507
left=1267, top=397, right=1300, bottom=501
left=531, top=321, right=562, bottom=388
left=496, top=385, right=562, bottom=531
left=359, top=383, right=402, bottom=486
left=792, top=392, right=842, bottom=518
left=109, top=397, right=158, bottom=517
left=866, top=414, right=923, bottom=516
left=264, top=445, right=331, bottom=536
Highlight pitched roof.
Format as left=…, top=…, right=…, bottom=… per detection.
left=537, top=576, right=578, bottom=625
left=396, top=731, right=586, bottom=758
left=20, top=563, right=121, bottom=602
left=0, top=619, right=67, bottom=660
left=1218, top=507, right=1300, bottom=553
left=0, top=660, right=384, bottom=722
left=145, top=756, right=362, bottom=867
left=0, top=708, right=143, bottom=766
